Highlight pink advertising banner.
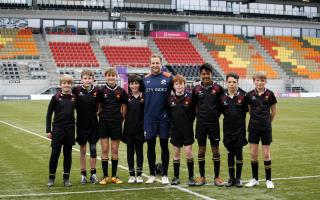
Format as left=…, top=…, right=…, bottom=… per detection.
left=150, top=31, right=189, bottom=38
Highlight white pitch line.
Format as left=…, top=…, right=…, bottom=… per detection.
left=0, top=120, right=216, bottom=200
left=0, top=186, right=170, bottom=198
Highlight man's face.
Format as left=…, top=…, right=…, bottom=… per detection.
left=200, top=70, right=212, bottom=85
left=150, top=57, right=161, bottom=75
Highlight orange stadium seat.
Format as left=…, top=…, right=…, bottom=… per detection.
left=197, top=33, right=278, bottom=78
left=255, top=36, right=320, bottom=79
left=0, top=28, right=39, bottom=60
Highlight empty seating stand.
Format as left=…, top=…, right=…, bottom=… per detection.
left=0, top=0, right=30, bottom=8
left=37, top=0, right=106, bottom=10
left=197, top=33, right=278, bottom=79
left=49, top=42, right=99, bottom=67
left=153, top=38, right=204, bottom=65
left=256, top=36, right=320, bottom=79
left=0, top=62, right=20, bottom=80
left=102, top=46, right=152, bottom=67
left=29, top=63, right=47, bottom=79
left=0, top=28, right=39, bottom=60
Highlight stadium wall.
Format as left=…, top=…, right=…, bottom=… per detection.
left=0, top=80, right=50, bottom=95
left=45, top=35, right=90, bottom=42
left=239, top=79, right=286, bottom=94
left=99, top=38, right=148, bottom=47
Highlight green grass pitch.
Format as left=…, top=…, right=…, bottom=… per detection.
left=0, top=98, right=319, bottom=200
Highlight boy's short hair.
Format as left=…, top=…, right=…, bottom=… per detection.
left=226, top=72, right=239, bottom=81
left=173, top=74, right=186, bottom=84
left=200, top=63, right=213, bottom=74
left=253, top=71, right=267, bottom=80
left=81, top=69, right=94, bottom=79
left=60, top=74, right=74, bottom=85
left=104, top=68, right=118, bottom=77
left=149, top=54, right=162, bottom=63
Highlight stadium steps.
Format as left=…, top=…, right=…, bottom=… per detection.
left=190, top=37, right=225, bottom=78
left=34, top=34, right=58, bottom=86
left=248, top=38, right=288, bottom=79
left=18, top=64, right=30, bottom=80
left=147, top=37, right=168, bottom=64
left=91, top=41, right=108, bottom=70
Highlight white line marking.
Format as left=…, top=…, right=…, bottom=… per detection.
left=0, top=186, right=170, bottom=198
left=0, top=120, right=216, bottom=200
left=271, top=175, right=320, bottom=181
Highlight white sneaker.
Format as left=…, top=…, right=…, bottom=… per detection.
left=146, top=176, right=156, bottom=184
left=136, top=176, right=144, bottom=183
left=162, top=176, right=170, bottom=185
left=266, top=180, right=274, bottom=189
left=245, top=178, right=259, bottom=187
left=81, top=175, right=87, bottom=184
left=128, top=176, right=136, bottom=184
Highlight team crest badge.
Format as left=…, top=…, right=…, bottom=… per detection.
left=237, top=99, right=242, bottom=104
left=212, top=89, right=216, bottom=94
left=265, top=95, right=269, bottom=100
left=161, top=79, right=167, bottom=85
left=223, top=100, right=228, bottom=106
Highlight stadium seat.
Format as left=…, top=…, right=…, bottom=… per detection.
left=197, top=33, right=278, bottom=79
left=49, top=42, right=99, bottom=68
left=0, top=28, right=39, bottom=60
left=153, top=38, right=204, bottom=65
left=256, top=36, right=320, bottom=79
left=102, top=46, right=152, bottom=67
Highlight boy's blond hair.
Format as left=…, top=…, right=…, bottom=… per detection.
left=253, top=71, right=267, bottom=80
left=104, top=68, right=118, bottom=77
left=60, top=74, right=74, bottom=85
left=173, top=74, right=186, bottom=84
left=81, top=69, right=94, bottom=79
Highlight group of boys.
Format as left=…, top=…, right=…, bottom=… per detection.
left=46, top=55, right=277, bottom=189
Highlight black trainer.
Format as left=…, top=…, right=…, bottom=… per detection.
left=225, top=179, right=235, bottom=187
left=188, top=177, right=196, bottom=186
left=235, top=179, right=243, bottom=187
left=47, top=179, right=54, bottom=187
left=171, top=177, right=180, bottom=185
